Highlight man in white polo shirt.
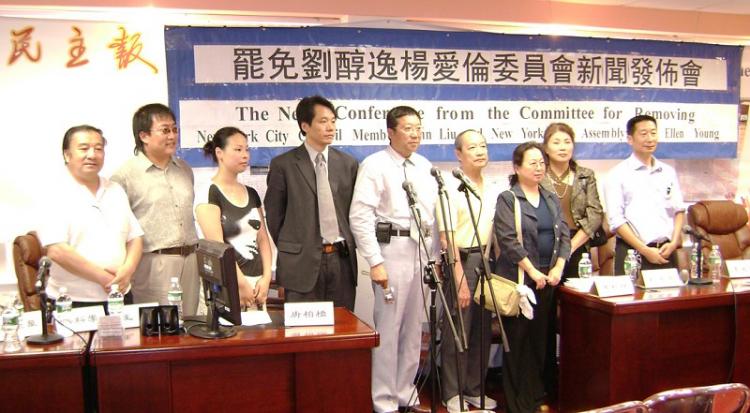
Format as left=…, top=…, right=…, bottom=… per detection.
left=605, top=114, right=685, bottom=275
left=40, top=125, right=143, bottom=312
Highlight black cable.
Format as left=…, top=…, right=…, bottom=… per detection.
left=50, top=314, right=90, bottom=348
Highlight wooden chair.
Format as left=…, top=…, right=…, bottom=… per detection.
left=643, top=383, right=750, bottom=413
left=12, top=231, right=44, bottom=311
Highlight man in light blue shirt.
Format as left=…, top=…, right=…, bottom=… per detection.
left=605, top=114, right=685, bottom=275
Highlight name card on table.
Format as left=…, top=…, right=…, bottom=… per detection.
left=725, top=260, right=750, bottom=279
left=638, top=268, right=684, bottom=289
left=592, top=276, right=635, bottom=297
left=54, top=306, right=106, bottom=333
left=563, top=277, right=594, bottom=293
left=16, top=311, right=74, bottom=339
left=284, top=302, right=334, bottom=327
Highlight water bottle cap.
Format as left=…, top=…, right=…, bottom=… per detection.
left=170, top=277, right=179, bottom=282
left=627, top=249, right=635, bottom=254
left=59, top=286, right=67, bottom=294
left=110, top=283, right=119, bottom=290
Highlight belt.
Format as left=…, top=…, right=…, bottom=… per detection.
left=390, top=229, right=410, bottom=237
left=647, top=239, right=670, bottom=248
left=151, top=244, right=196, bottom=256
left=459, top=246, right=482, bottom=261
left=322, top=241, right=345, bottom=254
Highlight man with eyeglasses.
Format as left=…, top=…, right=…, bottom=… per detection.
left=111, top=103, right=200, bottom=316
left=605, top=114, right=685, bottom=275
left=350, top=106, right=438, bottom=413
left=40, top=125, right=143, bottom=313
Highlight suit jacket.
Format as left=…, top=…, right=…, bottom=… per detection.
left=540, top=165, right=603, bottom=238
left=264, top=144, right=359, bottom=293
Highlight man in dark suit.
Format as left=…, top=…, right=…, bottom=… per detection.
left=264, top=95, right=359, bottom=310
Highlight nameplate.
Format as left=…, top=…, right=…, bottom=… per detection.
left=563, top=277, right=594, bottom=293
left=592, top=276, right=635, bottom=297
left=17, top=311, right=73, bottom=339
left=54, top=306, right=106, bottom=333
left=639, top=268, right=684, bottom=289
left=284, top=302, right=334, bottom=327
left=725, top=260, right=750, bottom=279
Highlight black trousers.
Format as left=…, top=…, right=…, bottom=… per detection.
left=502, top=267, right=556, bottom=413
left=614, top=238, right=676, bottom=275
left=440, top=251, right=492, bottom=402
left=284, top=250, right=356, bottom=311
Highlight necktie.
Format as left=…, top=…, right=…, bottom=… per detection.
left=316, top=153, right=340, bottom=244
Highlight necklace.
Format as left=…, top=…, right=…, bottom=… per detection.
left=549, top=167, right=571, bottom=199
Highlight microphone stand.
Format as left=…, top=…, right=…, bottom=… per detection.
left=27, top=260, right=64, bottom=345
left=457, top=181, right=507, bottom=413
left=407, top=191, right=463, bottom=413
left=434, top=172, right=469, bottom=411
left=688, top=235, right=712, bottom=285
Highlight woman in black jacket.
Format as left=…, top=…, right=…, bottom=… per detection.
left=493, top=142, right=571, bottom=413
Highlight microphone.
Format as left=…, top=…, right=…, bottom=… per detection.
left=35, top=256, right=52, bottom=292
left=683, top=225, right=709, bottom=242
left=430, top=167, right=445, bottom=189
left=402, top=181, right=417, bottom=206
left=451, top=169, right=480, bottom=199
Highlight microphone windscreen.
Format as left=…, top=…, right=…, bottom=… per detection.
left=452, top=169, right=463, bottom=179
left=430, top=167, right=441, bottom=177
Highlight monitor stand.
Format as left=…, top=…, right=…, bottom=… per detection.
left=186, top=306, right=236, bottom=339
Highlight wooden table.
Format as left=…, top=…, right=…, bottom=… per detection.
left=0, top=334, right=89, bottom=412
left=90, top=307, right=379, bottom=413
left=559, top=279, right=750, bottom=412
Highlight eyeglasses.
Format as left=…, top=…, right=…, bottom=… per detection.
left=399, top=126, right=422, bottom=135
left=151, top=126, right=179, bottom=136
left=526, top=161, right=546, bottom=169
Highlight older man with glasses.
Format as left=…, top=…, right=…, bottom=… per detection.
left=111, top=103, right=200, bottom=316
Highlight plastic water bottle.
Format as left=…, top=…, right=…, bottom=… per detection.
left=167, top=277, right=183, bottom=324
left=2, top=304, right=21, bottom=353
left=55, top=287, right=73, bottom=314
left=12, top=295, right=24, bottom=317
left=708, top=245, right=723, bottom=281
left=690, top=245, right=699, bottom=279
left=107, top=284, right=124, bottom=316
left=624, top=249, right=638, bottom=284
left=578, top=253, right=592, bottom=278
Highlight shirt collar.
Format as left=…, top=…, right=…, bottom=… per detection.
left=135, top=151, right=179, bottom=171
left=626, top=153, right=663, bottom=172
left=303, top=141, right=329, bottom=164
left=385, top=145, right=413, bottom=166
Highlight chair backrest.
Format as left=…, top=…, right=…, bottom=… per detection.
left=579, top=400, right=648, bottom=413
left=643, top=383, right=750, bottom=413
left=688, top=200, right=750, bottom=261
left=12, top=232, right=43, bottom=311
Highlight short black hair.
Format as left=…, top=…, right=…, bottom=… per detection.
left=132, top=103, right=175, bottom=154
left=508, top=141, right=546, bottom=186
left=62, top=124, right=106, bottom=162
left=202, top=126, right=248, bottom=163
left=296, top=96, right=336, bottom=136
left=626, top=115, right=657, bottom=136
left=386, top=106, right=420, bottom=130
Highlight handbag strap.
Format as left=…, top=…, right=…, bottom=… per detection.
left=484, top=190, right=525, bottom=285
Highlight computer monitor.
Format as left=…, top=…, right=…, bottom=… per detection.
left=189, top=239, right=242, bottom=339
